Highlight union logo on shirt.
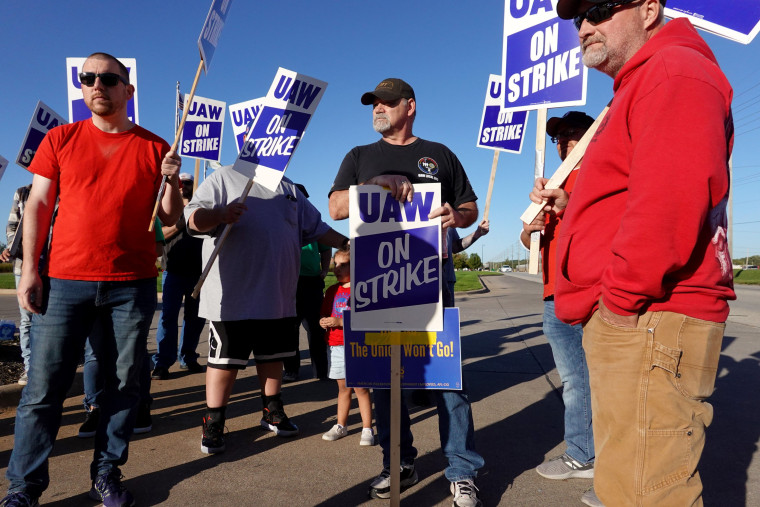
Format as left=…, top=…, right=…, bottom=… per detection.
left=418, top=157, right=439, bottom=175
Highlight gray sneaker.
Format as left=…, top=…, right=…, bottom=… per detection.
left=581, top=487, right=604, bottom=506
left=368, top=465, right=418, bottom=499
left=536, top=453, right=594, bottom=479
left=322, top=424, right=348, bottom=441
left=451, top=479, right=482, bottom=507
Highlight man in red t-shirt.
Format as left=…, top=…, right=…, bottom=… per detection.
left=521, top=112, right=595, bottom=505
left=4, top=52, right=183, bottom=507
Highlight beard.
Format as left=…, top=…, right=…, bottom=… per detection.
left=86, top=94, right=116, bottom=117
left=373, top=113, right=390, bottom=133
left=581, top=34, right=608, bottom=69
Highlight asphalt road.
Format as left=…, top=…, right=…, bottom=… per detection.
left=0, top=275, right=757, bottom=506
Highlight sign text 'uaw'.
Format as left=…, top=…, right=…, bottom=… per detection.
left=229, top=98, right=264, bottom=153
left=232, top=67, right=327, bottom=191
left=502, top=0, right=587, bottom=111
left=16, top=101, right=67, bottom=169
left=349, top=184, right=443, bottom=332
left=179, top=95, right=226, bottom=162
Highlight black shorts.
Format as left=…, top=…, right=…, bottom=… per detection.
left=207, top=318, right=299, bottom=370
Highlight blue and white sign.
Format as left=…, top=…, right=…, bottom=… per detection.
left=348, top=184, right=443, bottom=332
left=228, top=98, right=264, bottom=153
left=198, top=0, right=233, bottom=73
left=16, top=101, right=67, bottom=169
left=502, top=0, right=587, bottom=111
left=66, top=57, right=139, bottom=124
left=0, top=155, right=8, bottom=183
left=344, top=309, right=462, bottom=390
left=179, top=95, right=226, bottom=162
left=477, top=74, right=529, bottom=153
left=232, top=67, right=327, bottom=191
left=665, top=1, right=760, bottom=44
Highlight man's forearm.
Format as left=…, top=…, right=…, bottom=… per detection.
left=328, top=190, right=349, bottom=220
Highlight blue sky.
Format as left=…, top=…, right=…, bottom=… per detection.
left=1, top=1, right=759, bottom=263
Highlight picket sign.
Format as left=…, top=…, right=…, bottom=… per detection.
left=520, top=103, right=610, bottom=225
left=528, top=108, right=548, bottom=274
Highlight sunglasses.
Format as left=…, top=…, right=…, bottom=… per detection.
left=78, top=72, right=129, bottom=87
left=574, top=0, right=639, bottom=30
left=550, top=129, right=580, bottom=143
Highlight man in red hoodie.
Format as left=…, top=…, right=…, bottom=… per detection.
left=554, top=1, right=734, bottom=505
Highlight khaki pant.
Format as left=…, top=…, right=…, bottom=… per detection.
left=583, top=310, right=724, bottom=506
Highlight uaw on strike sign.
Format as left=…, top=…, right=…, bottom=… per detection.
left=179, top=95, right=226, bottom=162
left=349, top=184, right=443, bottom=332
left=502, top=0, right=587, bottom=111
left=232, top=67, right=326, bottom=191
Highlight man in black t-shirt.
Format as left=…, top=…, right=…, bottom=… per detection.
left=329, top=78, right=484, bottom=507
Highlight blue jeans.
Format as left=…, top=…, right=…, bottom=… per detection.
left=14, top=274, right=33, bottom=372
left=543, top=300, right=594, bottom=464
left=6, top=277, right=156, bottom=496
left=152, top=270, right=205, bottom=368
left=374, top=386, right=484, bottom=482
left=83, top=335, right=153, bottom=410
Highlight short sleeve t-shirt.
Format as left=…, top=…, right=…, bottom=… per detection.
left=28, top=119, right=169, bottom=281
left=330, top=138, right=477, bottom=209
left=321, top=283, right=350, bottom=346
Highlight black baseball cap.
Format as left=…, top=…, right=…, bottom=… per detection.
left=557, top=0, right=666, bottom=20
left=546, top=111, right=595, bottom=138
left=361, top=78, right=416, bottom=105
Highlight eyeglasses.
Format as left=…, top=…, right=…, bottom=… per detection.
left=550, top=129, right=580, bottom=143
left=78, top=72, right=129, bottom=87
left=573, top=0, right=639, bottom=30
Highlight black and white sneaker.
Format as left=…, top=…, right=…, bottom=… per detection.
left=451, top=479, right=482, bottom=507
left=260, top=406, right=299, bottom=437
left=201, top=414, right=226, bottom=454
left=368, top=465, right=419, bottom=499
left=536, top=453, right=594, bottom=480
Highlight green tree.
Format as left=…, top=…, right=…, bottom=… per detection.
left=453, top=252, right=468, bottom=270
left=467, top=253, right=482, bottom=270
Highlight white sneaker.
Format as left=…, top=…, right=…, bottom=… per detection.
left=451, top=479, right=482, bottom=507
left=322, top=424, right=348, bottom=441
left=360, top=427, right=375, bottom=446
left=17, top=372, right=28, bottom=386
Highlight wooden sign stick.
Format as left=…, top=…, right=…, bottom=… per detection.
left=529, top=108, right=548, bottom=275
left=191, top=177, right=255, bottom=299
left=483, top=150, right=499, bottom=221
left=520, top=103, right=610, bottom=225
left=149, top=59, right=205, bottom=231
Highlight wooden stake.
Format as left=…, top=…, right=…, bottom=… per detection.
left=529, top=108, right=548, bottom=275
left=390, top=344, right=401, bottom=507
left=149, top=59, right=205, bottom=231
left=191, top=178, right=255, bottom=299
left=483, top=150, right=499, bottom=221
left=193, top=158, right=200, bottom=193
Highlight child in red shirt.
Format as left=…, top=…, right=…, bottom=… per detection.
left=319, top=247, right=374, bottom=446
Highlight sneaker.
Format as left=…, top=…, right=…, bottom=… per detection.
left=180, top=361, right=204, bottom=373
left=89, top=471, right=135, bottom=507
left=201, top=414, right=226, bottom=454
left=78, top=407, right=101, bottom=438
left=368, top=465, right=419, bottom=499
left=451, top=479, right=482, bottom=507
left=150, top=366, right=169, bottom=380
left=581, top=487, right=605, bottom=507
left=133, top=402, right=152, bottom=434
left=17, top=372, right=28, bottom=386
left=0, top=492, right=39, bottom=507
left=322, top=424, right=348, bottom=441
left=282, top=371, right=299, bottom=383
left=261, top=403, right=299, bottom=437
left=360, top=428, right=375, bottom=446
left=536, top=453, right=594, bottom=480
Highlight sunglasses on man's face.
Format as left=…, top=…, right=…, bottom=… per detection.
left=573, top=0, right=639, bottom=30
left=78, top=72, right=129, bottom=87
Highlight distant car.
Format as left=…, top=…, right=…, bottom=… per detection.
left=745, top=265, right=759, bottom=270
left=499, top=265, right=512, bottom=273
left=462, top=267, right=470, bottom=271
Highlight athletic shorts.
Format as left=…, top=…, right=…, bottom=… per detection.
left=328, top=345, right=345, bottom=380
left=207, top=318, right=299, bottom=370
